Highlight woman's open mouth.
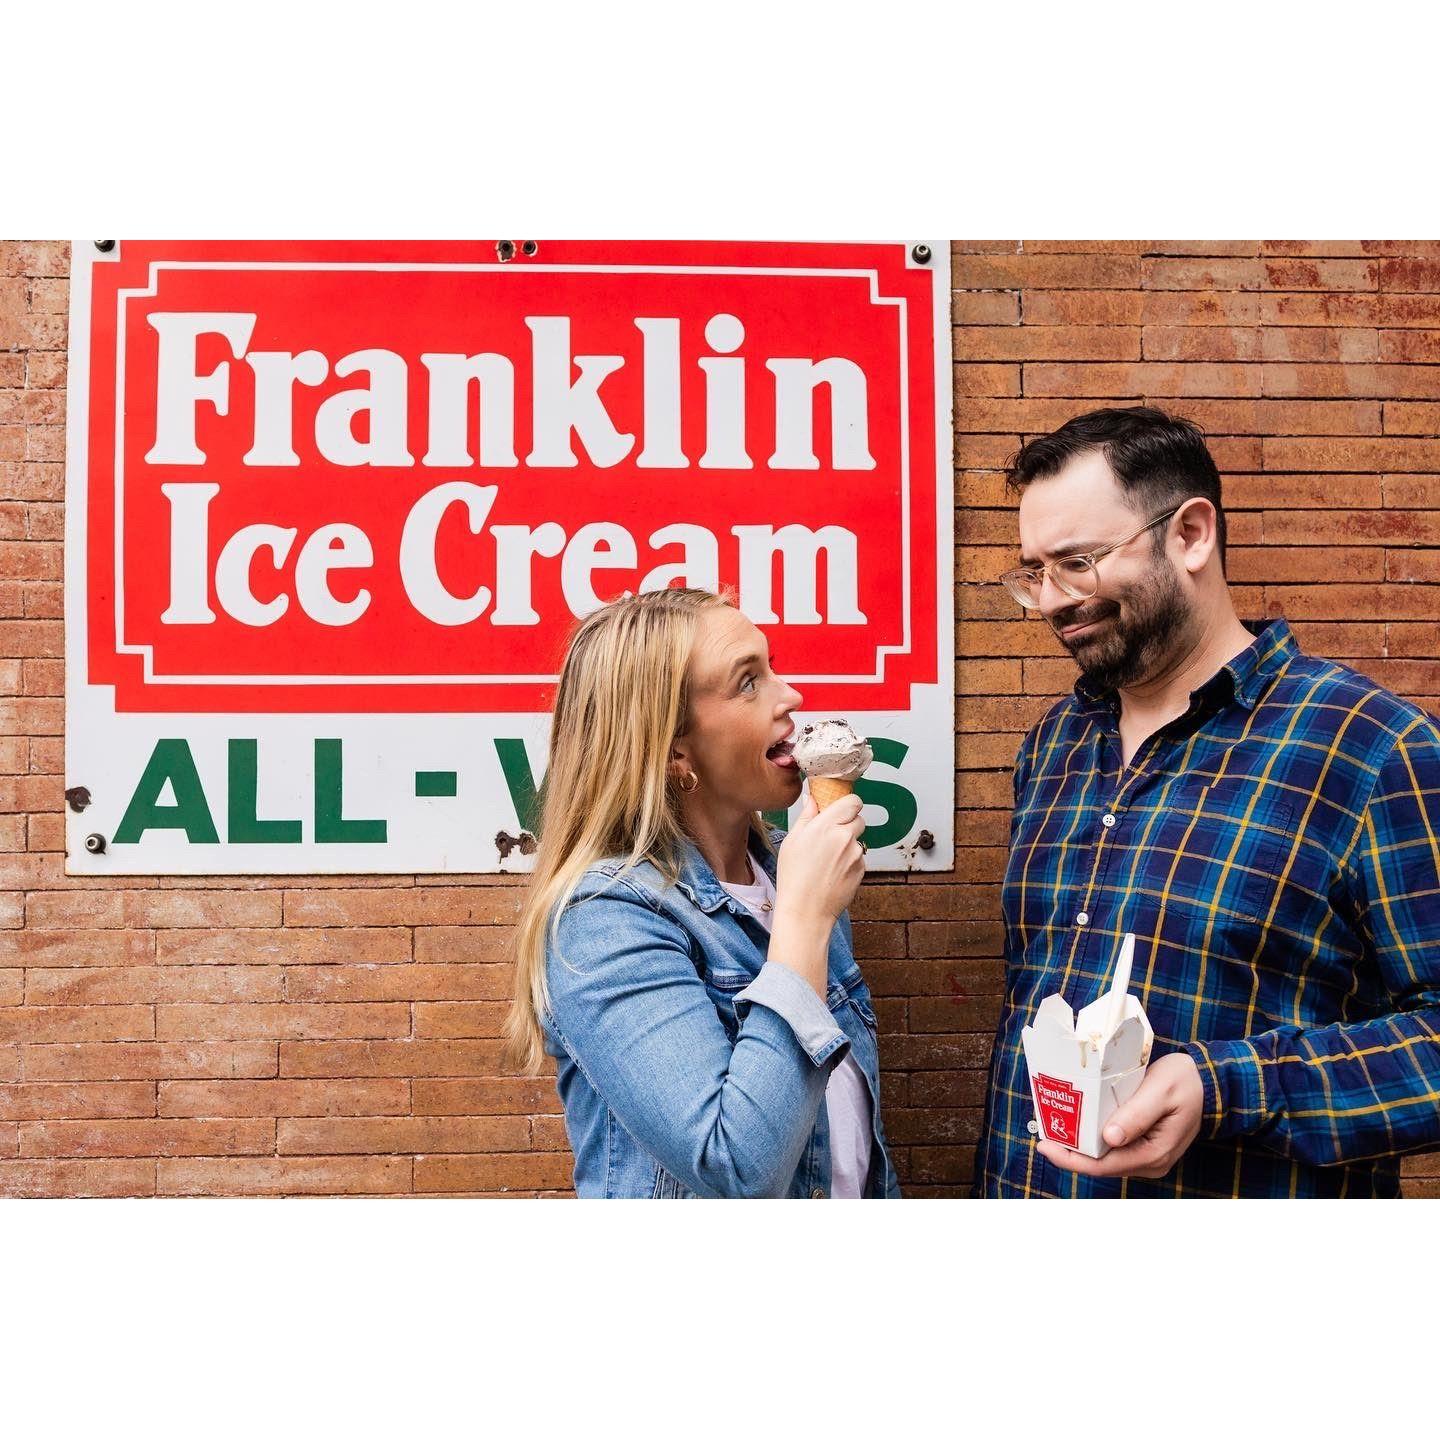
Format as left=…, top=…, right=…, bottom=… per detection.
left=765, top=737, right=798, bottom=770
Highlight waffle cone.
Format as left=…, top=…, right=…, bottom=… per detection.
left=809, top=775, right=856, bottom=810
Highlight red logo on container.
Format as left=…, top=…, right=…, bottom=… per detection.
left=80, top=240, right=941, bottom=713
left=1033, top=1072, right=1084, bottom=1148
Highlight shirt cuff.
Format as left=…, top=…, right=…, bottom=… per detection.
left=735, top=962, right=851, bottom=1067
left=1182, top=1036, right=1267, bottom=1140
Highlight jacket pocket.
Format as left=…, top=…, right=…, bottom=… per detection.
left=651, top=1165, right=695, bottom=1200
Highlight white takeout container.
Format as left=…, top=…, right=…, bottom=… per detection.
left=1021, top=934, right=1155, bottom=1160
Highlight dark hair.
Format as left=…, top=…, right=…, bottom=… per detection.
left=1005, top=406, right=1227, bottom=569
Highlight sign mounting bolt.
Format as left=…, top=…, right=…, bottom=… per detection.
left=910, top=243, right=932, bottom=265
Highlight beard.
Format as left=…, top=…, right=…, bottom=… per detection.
left=1051, top=559, right=1193, bottom=693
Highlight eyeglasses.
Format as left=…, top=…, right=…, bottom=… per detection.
left=999, top=505, right=1183, bottom=610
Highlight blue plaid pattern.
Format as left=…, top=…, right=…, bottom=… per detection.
left=975, top=618, right=1440, bottom=1198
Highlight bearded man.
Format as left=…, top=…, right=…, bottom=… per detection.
left=973, top=406, right=1440, bottom=1198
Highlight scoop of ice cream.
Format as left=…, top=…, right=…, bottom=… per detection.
left=791, top=719, right=873, bottom=782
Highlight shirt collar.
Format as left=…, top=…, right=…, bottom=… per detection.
left=1073, top=616, right=1298, bottom=716
left=676, top=825, right=786, bottom=913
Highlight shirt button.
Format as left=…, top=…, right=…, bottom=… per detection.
left=1076, top=912, right=1089, bottom=927
left=1101, top=813, right=1116, bottom=828
left=811, top=1187, right=826, bottom=1199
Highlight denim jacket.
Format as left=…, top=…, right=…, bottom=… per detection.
left=541, top=825, right=901, bottom=1198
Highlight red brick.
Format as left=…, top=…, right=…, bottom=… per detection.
left=0, top=1082, right=155, bottom=1121
left=412, top=1002, right=508, bottom=1038
left=1145, top=241, right=1259, bottom=257
left=852, top=921, right=908, bottom=957
left=1264, top=509, right=1440, bottom=545
left=20, top=1040, right=277, bottom=1081
left=1385, top=623, right=1440, bottom=657
left=1024, top=363, right=1262, bottom=398
left=1142, top=327, right=1261, bottom=361
left=1383, top=403, right=1440, bottom=436
left=157, top=1156, right=411, bottom=1196
left=26, top=890, right=283, bottom=929
left=1382, top=476, right=1440, bottom=507
left=12, top=242, right=69, bottom=277
left=908, top=923, right=1006, bottom=958
left=1386, top=552, right=1440, bottom=583
left=1288, top=622, right=1386, bottom=657
left=1260, top=328, right=1378, bottom=362
left=25, top=965, right=283, bottom=1005
left=953, top=659, right=1022, bottom=695
left=1264, top=437, right=1440, bottom=472
left=951, top=241, right=1021, bottom=254
left=0, top=1005, right=154, bottom=1043
left=1263, top=364, right=1440, bottom=400
left=1344, top=659, right=1440, bottom=694
left=0, top=618, right=62, bottom=656
left=411, top=927, right=516, bottom=964
left=1229, top=546, right=1383, bottom=584
left=1143, top=258, right=1263, bottom=291
left=1379, top=331, right=1440, bottom=364
left=278, top=1115, right=529, bottom=1154
left=956, top=620, right=1058, bottom=660
left=1261, top=241, right=1375, bottom=258
left=1263, top=258, right=1379, bottom=291
left=0, top=1158, right=155, bottom=1197
left=1022, top=241, right=1148, bottom=253
left=19, top=1117, right=273, bottom=1158
left=23, top=583, right=63, bottom=620
left=952, top=291, right=1019, bottom=325
left=414, top=1153, right=573, bottom=1193
left=1266, top=584, right=1440, bottom=620
left=26, top=353, right=65, bottom=388
left=159, top=1078, right=409, bottom=1118
left=956, top=471, right=1010, bottom=506
left=154, top=1002, right=410, bottom=1042
left=1260, top=293, right=1380, bottom=326
left=1226, top=474, right=1381, bottom=508
left=283, top=888, right=520, bottom=927
left=880, top=1034, right=994, bottom=1069
left=279, top=1039, right=506, bottom=1077
left=6, top=930, right=155, bottom=966
left=154, top=927, right=411, bottom=965
left=961, top=327, right=1139, bottom=361
left=1381, top=295, right=1440, bottom=327
left=1379, top=258, right=1440, bottom=292
left=953, top=434, right=1021, bottom=469
left=953, top=364, right=1020, bottom=397
left=411, top=1077, right=561, bottom=1115
left=1024, top=291, right=1146, bottom=325
left=953, top=255, right=1141, bottom=290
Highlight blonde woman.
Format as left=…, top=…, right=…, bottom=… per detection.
left=505, top=587, right=900, bottom=1198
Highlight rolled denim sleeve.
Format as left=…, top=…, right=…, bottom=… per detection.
left=734, top=961, right=851, bottom=1067
left=545, top=880, right=846, bottom=1198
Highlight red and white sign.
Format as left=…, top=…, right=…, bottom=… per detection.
left=1032, top=1073, right=1084, bottom=1148
left=65, top=241, right=954, bottom=873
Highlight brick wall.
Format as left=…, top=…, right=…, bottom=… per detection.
left=2, top=239, right=1437, bottom=1197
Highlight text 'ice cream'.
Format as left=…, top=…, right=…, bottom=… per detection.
left=792, top=719, right=873, bottom=809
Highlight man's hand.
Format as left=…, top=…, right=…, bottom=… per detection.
left=1036, top=1053, right=1205, bottom=1180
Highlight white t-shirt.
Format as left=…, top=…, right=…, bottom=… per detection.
left=717, top=854, right=874, bottom=1199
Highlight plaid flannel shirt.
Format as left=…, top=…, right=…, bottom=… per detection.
left=975, top=618, right=1440, bottom=1198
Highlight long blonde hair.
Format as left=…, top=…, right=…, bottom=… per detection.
left=504, top=587, right=777, bottom=1074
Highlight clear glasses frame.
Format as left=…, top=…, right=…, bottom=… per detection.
left=999, top=505, right=1184, bottom=610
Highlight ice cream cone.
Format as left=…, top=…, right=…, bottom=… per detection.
left=809, top=775, right=856, bottom=810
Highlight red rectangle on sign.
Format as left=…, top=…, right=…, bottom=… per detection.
left=81, top=240, right=941, bottom=713
left=1033, top=1072, right=1084, bottom=1149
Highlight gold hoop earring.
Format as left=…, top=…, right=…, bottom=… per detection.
left=677, top=770, right=700, bottom=794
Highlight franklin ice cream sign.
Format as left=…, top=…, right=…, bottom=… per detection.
left=64, top=240, right=955, bottom=873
